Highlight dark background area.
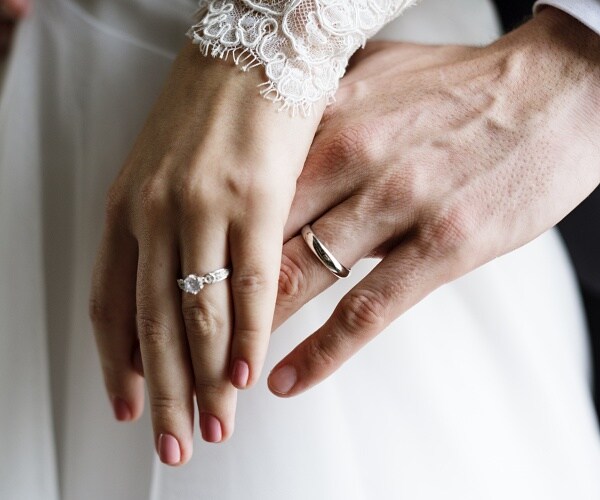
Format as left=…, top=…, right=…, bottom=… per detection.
left=494, top=0, right=534, bottom=30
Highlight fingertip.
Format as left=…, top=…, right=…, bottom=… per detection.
left=200, top=412, right=224, bottom=443
left=111, top=396, right=132, bottom=421
left=157, top=433, right=182, bottom=466
left=109, top=384, right=145, bottom=422
left=267, top=364, right=298, bottom=397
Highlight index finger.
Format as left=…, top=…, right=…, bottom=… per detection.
left=269, top=239, right=446, bottom=397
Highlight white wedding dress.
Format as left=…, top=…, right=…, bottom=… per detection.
left=1, top=0, right=600, bottom=498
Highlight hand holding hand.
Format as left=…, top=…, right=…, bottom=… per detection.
left=269, top=8, right=600, bottom=396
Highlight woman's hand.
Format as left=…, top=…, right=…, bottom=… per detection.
left=0, top=0, right=29, bottom=58
left=89, top=40, right=323, bottom=465
left=268, top=8, right=600, bottom=396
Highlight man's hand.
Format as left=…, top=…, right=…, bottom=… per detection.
left=268, top=7, right=600, bottom=396
left=0, top=0, right=29, bottom=58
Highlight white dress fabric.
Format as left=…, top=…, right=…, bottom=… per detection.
left=1, top=0, right=600, bottom=499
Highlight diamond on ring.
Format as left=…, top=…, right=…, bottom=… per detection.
left=177, top=267, right=231, bottom=295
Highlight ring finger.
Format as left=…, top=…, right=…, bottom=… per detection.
left=179, top=222, right=237, bottom=443
left=274, top=194, right=411, bottom=331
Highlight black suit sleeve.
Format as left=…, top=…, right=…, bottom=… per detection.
left=492, top=0, right=535, bottom=32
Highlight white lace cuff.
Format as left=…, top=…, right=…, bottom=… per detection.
left=185, top=0, right=417, bottom=115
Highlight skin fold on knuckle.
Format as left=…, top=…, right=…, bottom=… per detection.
left=304, top=333, right=341, bottom=373
left=194, top=377, right=227, bottom=400
left=136, top=311, right=175, bottom=349
left=320, top=123, right=378, bottom=170
left=231, top=270, right=269, bottom=297
left=181, top=300, right=224, bottom=341
left=417, top=202, right=478, bottom=268
left=337, top=290, right=387, bottom=336
left=149, top=393, right=188, bottom=425
left=277, top=252, right=307, bottom=307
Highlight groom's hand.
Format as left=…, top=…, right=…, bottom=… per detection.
left=267, top=7, right=600, bottom=397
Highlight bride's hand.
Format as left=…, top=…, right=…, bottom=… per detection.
left=89, top=40, right=323, bottom=465
left=268, top=8, right=600, bottom=396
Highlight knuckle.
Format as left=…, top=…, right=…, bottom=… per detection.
left=232, top=326, right=262, bottom=350
left=181, top=301, right=224, bottom=340
left=173, top=179, right=206, bottom=212
left=418, top=203, right=477, bottom=260
left=338, top=290, right=387, bottom=333
left=223, top=171, right=259, bottom=200
left=231, top=270, right=268, bottom=297
left=376, top=164, right=422, bottom=211
left=277, top=252, right=307, bottom=305
left=194, top=378, right=225, bottom=399
left=137, top=312, right=174, bottom=348
left=305, top=333, right=340, bottom=371
left=320, top=124, right=378, bottom=167
left=138, top=178, right=168, bottom=218
left=149, top=394, right=186, bottom=421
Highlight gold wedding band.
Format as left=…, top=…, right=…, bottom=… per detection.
left=301, top=225, right=351, bottom=279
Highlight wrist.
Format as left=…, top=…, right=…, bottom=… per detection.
left=523, top=7, right=600, bottom=127
left=153, top=40, right=324, bottom=179
left=533, top=7, right=600, bottom=176
left=487, top=6, right=600, bottom=179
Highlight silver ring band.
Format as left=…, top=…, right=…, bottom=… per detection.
left=301, top=225, right=350, bottom=279
left=177, top=267, right=231, bottom=295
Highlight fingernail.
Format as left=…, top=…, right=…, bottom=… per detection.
left=268, top=365, right=297, bottom=395
left=112, top=396, right=132, bottom=421
left=158, top=433, right=181, bottom=465
left=231, top=359, right=249, bottom=388
left=200, top=413, right=223, bottom=443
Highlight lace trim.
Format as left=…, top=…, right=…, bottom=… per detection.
left=186, top=0, right=417, bottom=115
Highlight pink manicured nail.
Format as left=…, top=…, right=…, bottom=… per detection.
left=158, top=433, right=181, bottom=465
left=200, top=413, right=223, bottom=443
left=112, top=396, right=132, bottom=421
left=268, top=365, right=297, bottom=395
left=231, top=359, right=249, bottom=388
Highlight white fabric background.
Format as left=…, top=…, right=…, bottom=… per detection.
left=1, top=0, right=600, bottom=498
